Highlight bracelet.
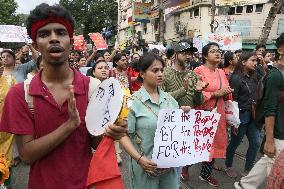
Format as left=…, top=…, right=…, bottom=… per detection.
left=137, top=154, right=143, bottom=164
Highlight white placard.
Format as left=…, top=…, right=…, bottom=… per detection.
left=0, top=25, right=31, bottom=43
left=193, top=33, right=203, bottom=53
left=152, top=109, right=220, bottom=168
left=85, top=78, right=124, bottom=136
left=203, top=32, right=242, bottom=51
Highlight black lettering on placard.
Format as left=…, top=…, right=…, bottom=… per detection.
left=160, top=126, right=169, bottom=141
left=169, top=125, right=176, bottom=141
left=180, top=141, right=191, bottom=154
left=157, top=146, right=165, bottom=159
left=181, top=125, right=191, bottom=137
left=163, top=111, right=175, bottom=123
left=165, top=146, right=171, bottom=157
left=96, top=87, right=105, bottom=99
left=171, top=141, right=179, bottom=158
left=181, top=112, right=190, bottom=122
left=101, top=109, right=111, bottom=127
left=108, top=84, right=114, bottom=96
left=156, top=141, right=180, bottom=159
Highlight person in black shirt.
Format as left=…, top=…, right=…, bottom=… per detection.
left=225, top=51, right=261, bottom=178
left=255, top=44, right=267, bottom=80
left=189, top=51, right=202, bottom=70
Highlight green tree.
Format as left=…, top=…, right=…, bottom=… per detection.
left=59, top=0, right=118, bottom=38
left=0, top=0, right=19, bottom=25
left=258, top=0, right=284, bottom=44
left=15, top=13, right=29, bottom=26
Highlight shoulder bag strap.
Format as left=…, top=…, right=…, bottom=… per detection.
left=212, top=69, right=222, bottom=109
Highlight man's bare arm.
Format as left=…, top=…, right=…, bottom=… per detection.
left=16, top=119, right=79, bottom=164
left=264, top=116, right=276, bottom=158
left=16, top=85, right=80, bottom=164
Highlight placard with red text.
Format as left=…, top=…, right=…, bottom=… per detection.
left=88, top=33, right=108, bottom=50
left=152, top=109, right=220, bottom=168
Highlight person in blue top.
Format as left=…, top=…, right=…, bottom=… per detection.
left=120, top=53, right=190, bottom=189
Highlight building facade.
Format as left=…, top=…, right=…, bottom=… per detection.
left=117, top=0, right=284, bottom=49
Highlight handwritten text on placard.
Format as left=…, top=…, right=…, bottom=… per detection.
left=152, top=109, right=220, bottom=168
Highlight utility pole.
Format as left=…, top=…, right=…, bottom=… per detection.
left=117, top=0, right=120, bottom=45
left=158, top=0, right=165, bottom=43
left=258, top=0, right=284, bottom=44
left=210, top=0, right=216, bottom=33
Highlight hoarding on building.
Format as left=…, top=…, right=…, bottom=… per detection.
left=165, top=0, right=190, bottom=9
left=216, top=0, right=269, bottom=6
left=133, top=2, right=153, bottom=23
left=204, top=32, right=242, bottom=51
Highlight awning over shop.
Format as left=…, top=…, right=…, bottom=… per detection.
left=242, top=42, right=277, bottom=50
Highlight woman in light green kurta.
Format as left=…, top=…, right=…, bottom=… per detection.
left=120, top=53, right=190, bottom=189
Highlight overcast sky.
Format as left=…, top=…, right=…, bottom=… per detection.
left=16, top=0, right=60, bottom=14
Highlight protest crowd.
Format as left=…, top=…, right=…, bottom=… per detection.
left=0, top=3, right=284, bottom=189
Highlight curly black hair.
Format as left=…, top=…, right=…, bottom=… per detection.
left=26, top=3, right=75, bottom=40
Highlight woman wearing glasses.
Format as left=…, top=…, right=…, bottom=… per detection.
left=194, top=42, right=233, bottom=187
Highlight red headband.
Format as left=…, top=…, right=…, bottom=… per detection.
left=31, top=16, right=74, bottom=42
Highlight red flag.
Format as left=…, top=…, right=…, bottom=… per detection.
left=86, top=136, right=124, bottom=189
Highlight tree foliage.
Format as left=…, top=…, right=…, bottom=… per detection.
left=0, top=0, right=19, bottom=25
left=15, top=14, right=29, bottom=26
left=59, top=0, right=118, bottom=37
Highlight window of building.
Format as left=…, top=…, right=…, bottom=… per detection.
left=194, top=8, right=199, bottom=17
left=174, top=14, right=180, bottom=27
left=218, top=7, right=228, bottom=15
left=228, top=7, right=235, bottom=15
left=255, top=4, right=264, bottom=13
left=154, top=18, right=159, bottom=32
left=136, top=31, right=142, bottom=40
left=143, top=23, right=147, bottom=34
left=246, top=5, right=253, bottom=13
left=236, top=6, right=243, bottom=14
left=190, top=10, right=193, bottom=18
left=142, top=0, right=154, bottom=3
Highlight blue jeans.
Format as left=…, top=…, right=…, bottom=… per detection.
left=225, top=111, right=261, bottom=171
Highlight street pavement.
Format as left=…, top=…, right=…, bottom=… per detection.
left=11, top=137, right=266, bottom=189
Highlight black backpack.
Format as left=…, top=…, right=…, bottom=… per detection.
left=253, top=64, right=284, bottom=128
